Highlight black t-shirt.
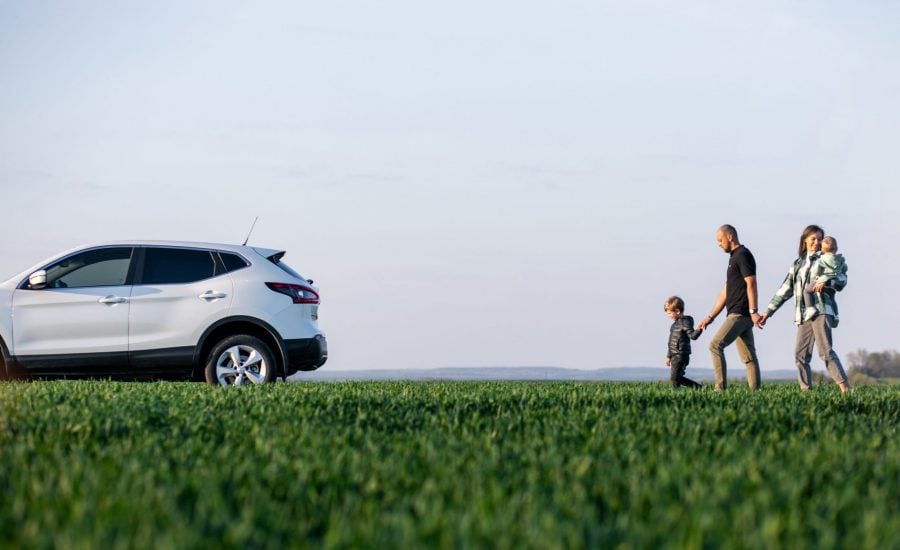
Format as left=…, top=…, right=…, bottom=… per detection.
left=726, top=245, right=756, bottom=316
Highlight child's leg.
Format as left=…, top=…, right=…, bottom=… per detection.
left=670, top=355, right=700, bottom=388
left=803, top=282, right=818, bottom=310
left=669, top=355, right=685, bottom=388
left=815, top=287, right=826, bottom=311
left=803, top=282, right=819, bottom=321
left=677, top=354, right=701, bottom=389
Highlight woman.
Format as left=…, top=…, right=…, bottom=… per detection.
left=758, top=225, right=850, bottom=392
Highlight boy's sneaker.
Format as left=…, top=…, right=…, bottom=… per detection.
left=803, top=308, right=818, bottom=323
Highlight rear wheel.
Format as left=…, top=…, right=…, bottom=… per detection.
left=205, top=335, right=277, bottom=386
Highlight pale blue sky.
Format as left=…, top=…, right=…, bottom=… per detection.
left=2, top=1, right=899, bottom=372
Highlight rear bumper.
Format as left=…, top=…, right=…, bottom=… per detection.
left=284, top=335, right=327, bottom=375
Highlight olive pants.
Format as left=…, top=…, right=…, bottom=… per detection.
left=708, top=313, right=761, bottom=391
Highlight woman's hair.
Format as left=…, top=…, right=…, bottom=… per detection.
left=797, top=225, right=825, bottom=257
left=664, top=296, right=684, bottom=312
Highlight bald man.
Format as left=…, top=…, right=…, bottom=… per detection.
left=696, top=224, right=762, bottom=391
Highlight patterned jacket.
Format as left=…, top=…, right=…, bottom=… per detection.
left=765, top=253, right=848, bottom=326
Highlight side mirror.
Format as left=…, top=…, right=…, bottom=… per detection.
left=28, top=270, right=48, bottom=290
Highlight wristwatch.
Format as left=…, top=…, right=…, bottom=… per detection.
left=750, top=308, right=758, bottom=314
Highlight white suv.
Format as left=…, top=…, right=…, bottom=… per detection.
left=0, top=241, right=327, bottom=386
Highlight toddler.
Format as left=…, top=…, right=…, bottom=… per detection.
left=803, top=236, right=847, bottom=322
left=664, top=296, right=703, bottom=389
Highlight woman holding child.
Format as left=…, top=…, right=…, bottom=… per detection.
left=758, top=225, right=850, bottom=392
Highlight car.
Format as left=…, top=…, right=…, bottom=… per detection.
left=0, top=241, right=327, bottom=385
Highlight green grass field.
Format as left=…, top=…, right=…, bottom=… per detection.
left=1, top=381, right=897, bottom=549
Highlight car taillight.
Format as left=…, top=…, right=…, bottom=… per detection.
left=266, top=282, right=320, bottom=304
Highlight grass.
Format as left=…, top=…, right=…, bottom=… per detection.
left=0, top=381, right=897, bottom=549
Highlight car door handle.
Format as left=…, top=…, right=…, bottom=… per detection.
left=199, top=291, right=227, bottom=301
left=98, top=295, right=128, bottom=305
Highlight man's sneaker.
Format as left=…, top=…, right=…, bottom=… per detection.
left=803, top=308, right=819, bottom=322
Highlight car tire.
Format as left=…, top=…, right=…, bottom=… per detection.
left=205, top=335, right=277, bottom=386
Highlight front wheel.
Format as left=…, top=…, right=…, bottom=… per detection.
left=205, top=335, right=277, bottom=386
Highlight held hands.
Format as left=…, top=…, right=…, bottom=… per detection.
left=699, top=313, right=766, bottom=329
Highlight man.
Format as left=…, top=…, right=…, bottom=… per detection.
left=696, top=224, right=762, bottom=391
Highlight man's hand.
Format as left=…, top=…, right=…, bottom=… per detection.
left=756, top=312, right=768, bottom=328
left=697, top=316, right=713, bottom=330
left=665, top=357, right=671, bottom=367
left=751, top=312, right=762, bottom=328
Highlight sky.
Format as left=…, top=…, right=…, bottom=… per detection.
left=1, top=1, right=899, bottom=373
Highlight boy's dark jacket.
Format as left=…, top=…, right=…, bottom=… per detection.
left=668, top=316, right=703, bottom=357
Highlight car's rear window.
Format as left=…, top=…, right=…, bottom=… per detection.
left=219, top=252, right=249, bottom=273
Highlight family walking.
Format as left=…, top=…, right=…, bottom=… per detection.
left=665, top=224, right=850, bottom=392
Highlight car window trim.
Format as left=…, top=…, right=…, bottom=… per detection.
left=213, top=251, right=227, bottom=276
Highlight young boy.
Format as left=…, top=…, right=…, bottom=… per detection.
left=664, top=296, right=703, bottom=389
left=803, top=235, right=848, bottom=322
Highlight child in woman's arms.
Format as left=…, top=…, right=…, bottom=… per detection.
left=803, top=235, right=847, bottom=322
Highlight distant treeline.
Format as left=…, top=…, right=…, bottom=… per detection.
left=847, top=349, right=900, bottom=384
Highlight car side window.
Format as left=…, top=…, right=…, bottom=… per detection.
left=219, top=252, right=249, bottom=273
left=45, top=247, right=134, bottom=288
left=141, top=248, right=217, bottom=285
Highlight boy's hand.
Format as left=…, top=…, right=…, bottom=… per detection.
left=665, top=357, right=671, bottom=367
